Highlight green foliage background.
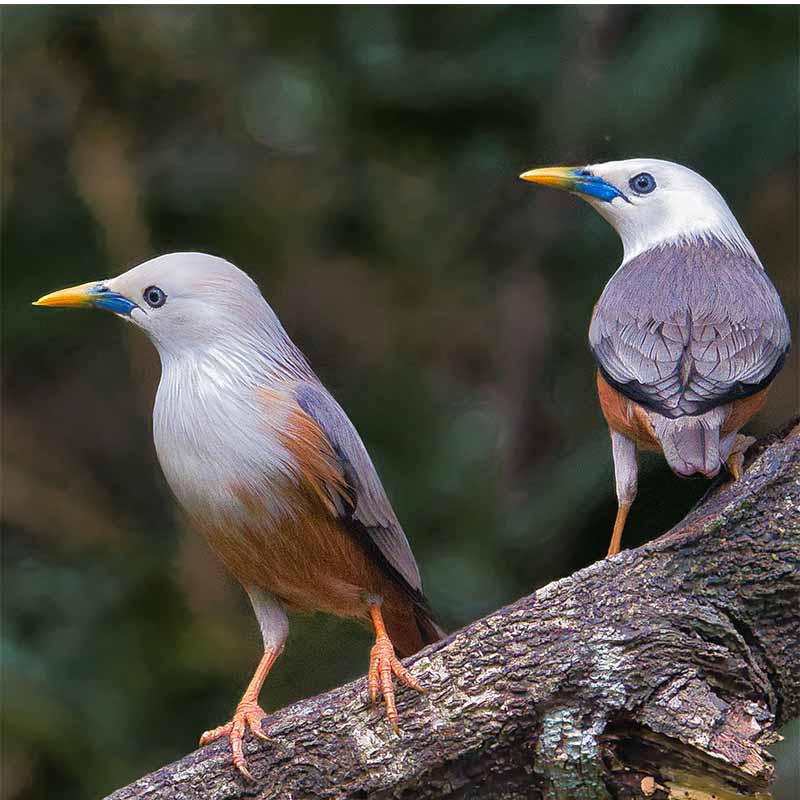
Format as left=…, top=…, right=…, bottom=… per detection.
left=2, top=7, right=797, bottom=799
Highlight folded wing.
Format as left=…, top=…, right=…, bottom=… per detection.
left=293, top=381, right=427, bottom=604
left=589, top=241, right=790, bottom=418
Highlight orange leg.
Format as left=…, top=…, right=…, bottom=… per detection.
left=367, top=602, right=424, bottom=733
left=199, top=647, right=281, bottom=781
left=607, top=501, right=631, bottom=557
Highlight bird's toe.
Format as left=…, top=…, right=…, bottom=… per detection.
left=198, top=720, right=233, bottom=747
left=198, top=701, right=270, bottom=780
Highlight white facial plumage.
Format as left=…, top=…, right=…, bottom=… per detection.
left=578, top=158, right=759, bottom=265
left=105, top=253, right=293, bottom=360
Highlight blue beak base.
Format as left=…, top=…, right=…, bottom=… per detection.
left=570, top=170, right=628, bottom=203
left=91, top=286, right=138, bottom=316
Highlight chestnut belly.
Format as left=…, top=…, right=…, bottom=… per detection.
left=193, top=485, right=396, bottom=622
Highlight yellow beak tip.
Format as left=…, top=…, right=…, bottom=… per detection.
left=518, top=166, right=578, bottom=190
left=32, top=295, right=61, bottom=308
left=31, top=282, right=99, bottom=308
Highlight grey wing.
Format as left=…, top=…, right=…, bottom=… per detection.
left=294, top=381, right=423, bottom=594
left=589, top=247, right=791, bottom=418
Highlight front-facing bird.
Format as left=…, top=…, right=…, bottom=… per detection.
left=34, top=253, right=442, bottom=779
left=521, top=159, right=790, bottom=556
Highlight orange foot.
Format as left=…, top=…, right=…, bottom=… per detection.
left=368, top=635, right=425, bottom=733
left=199, top=700, right=269, bottom=781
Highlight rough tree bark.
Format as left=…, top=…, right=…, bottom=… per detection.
left=107, top=422, right=799, bottom=800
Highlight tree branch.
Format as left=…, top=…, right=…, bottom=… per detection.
left=106, top=422, right=800, bottom=800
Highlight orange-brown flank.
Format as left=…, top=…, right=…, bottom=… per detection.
left=596, top=371, right=770, bottom=454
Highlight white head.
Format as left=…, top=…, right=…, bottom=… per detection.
left=520, top=157, right=758, bottom=264
left=33, top=252, right=310, bottom=375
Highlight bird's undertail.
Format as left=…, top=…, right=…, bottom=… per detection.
left=415, top=606, right=446, bottom=647
left=650, top=407, right=729, bottom=478
left=385, top=596, right=445, bottom=658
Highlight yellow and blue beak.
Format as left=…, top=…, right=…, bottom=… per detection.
left=519, top=166, right=626, bottom=203
left=33, top=281, right=138, bottom=316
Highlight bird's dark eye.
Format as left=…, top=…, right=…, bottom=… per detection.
left=629, top=172, right=657, bottom=195
left=143, top=285, right=166, bottom=308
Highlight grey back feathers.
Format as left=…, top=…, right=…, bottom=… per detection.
left=590, top=237, right=790, bottom=419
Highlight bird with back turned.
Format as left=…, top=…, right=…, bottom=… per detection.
left=520, top=158, right=790, bottom=557
left=34, top=253, right=443, bottom=780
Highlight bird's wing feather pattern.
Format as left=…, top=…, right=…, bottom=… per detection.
left=589, top=238, right=790, bottom=418
left=293, top=381, right=423, bottom=595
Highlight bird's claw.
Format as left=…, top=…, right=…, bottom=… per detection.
left=727, top=434, right=756, bottom=482
left=199, top=700, right=270, bottom=781
left=368, top=635, right=425, bottom=733
left=727, top=433, right=756, bottom=481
